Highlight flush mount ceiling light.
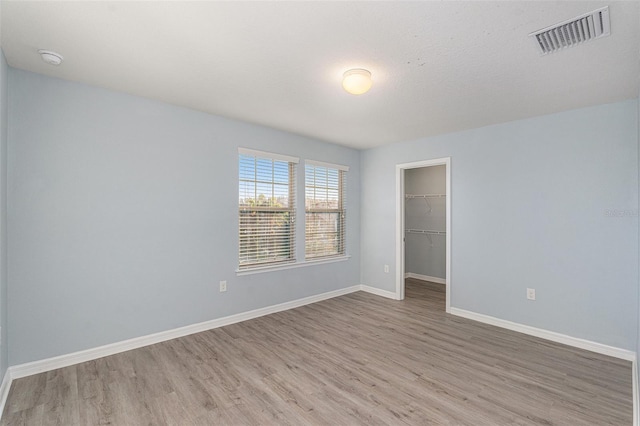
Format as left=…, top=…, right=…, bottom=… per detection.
left=342, top=68, right=372, bottom=95
left=38, top=50, right=64, bottom=66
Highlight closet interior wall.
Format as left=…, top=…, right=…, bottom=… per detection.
left=405, top=165, right=446, bottom=282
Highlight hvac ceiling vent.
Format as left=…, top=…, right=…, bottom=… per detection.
left=529, top=6, right=610, bottom=55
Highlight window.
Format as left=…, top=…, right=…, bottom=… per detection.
left=305, top=161, right=348, bottom=260
left=239, top=149, right=298, bottom=269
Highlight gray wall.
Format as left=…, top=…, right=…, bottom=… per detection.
left=0, top=51, right=8, bottom=378
left=405, top=165, right=446, bottom=279
left=7, top=69, right=361, bottom=365
left=361, top=99, right=639, bottom=350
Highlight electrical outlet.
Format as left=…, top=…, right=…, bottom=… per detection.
left=220, top=280, right=227, bottom=292
left=526, top=288, right=536, bottom=300
left=384, top=265, right=389, bottom=273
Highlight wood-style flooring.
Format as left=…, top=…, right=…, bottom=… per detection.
left=2, top=279, right=633, bottom=425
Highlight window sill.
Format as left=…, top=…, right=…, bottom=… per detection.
left=236, top=255, right=351, bottom=276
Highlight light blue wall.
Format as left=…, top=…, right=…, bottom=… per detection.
left=4, top=65, right=639, bottom=365
left=0, top=51, right=8, bottom=378
left=361, top=100, right=639, bottom=350
left=7, top=69, right=361, bottom=365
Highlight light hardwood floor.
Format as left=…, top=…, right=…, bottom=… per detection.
left=1, top=279, right=633, bottom=425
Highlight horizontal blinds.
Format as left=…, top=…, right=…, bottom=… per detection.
left=239, top=152, right=296, bottom=269
left=305, top=163, right=346, bottom=259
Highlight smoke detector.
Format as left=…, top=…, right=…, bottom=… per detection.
left=38, top=50, right=64, bottom=66
left=529, top=6, right=611, bottom=55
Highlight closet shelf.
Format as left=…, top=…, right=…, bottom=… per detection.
left=405, top=229, right=446, bottom=235
left=405, top=194, right=446, bottom=199
left=406, top=194, right=445, bottom=213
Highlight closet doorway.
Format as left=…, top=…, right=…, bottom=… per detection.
left=395, top=158, right=451, bottom=312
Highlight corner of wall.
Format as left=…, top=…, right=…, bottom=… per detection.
left=0, top=47, right=9, bottom=383
left=634, top=45, right=640, bottom=421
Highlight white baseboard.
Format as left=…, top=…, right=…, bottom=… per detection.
left=633, top=359, right=638, bottom=426
left=2, top=285, right=637, bottom=422
left=360, top=285, right=398, bottom=300
left=404, top=272, right=446, bottom=285
left=450, top=307, right=636, bottom=362
left=8, top=285, right=361, bottom=380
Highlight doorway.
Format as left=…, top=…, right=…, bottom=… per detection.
left=395, top=158, right=451, bottom=312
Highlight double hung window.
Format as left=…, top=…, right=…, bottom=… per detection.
left=238, top=149, right=297, bottom=269
left=305, top=161, right=347, bottom=260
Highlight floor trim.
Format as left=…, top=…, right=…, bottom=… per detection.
left=360, top=285, right=398, bottom=300
left=404, top=272, right=446, bottom=285
left=8, top=285, right=361, bottom=381
left=1, top=287, right=636, bottom=420
left=450, top=307, right=636, bottom=361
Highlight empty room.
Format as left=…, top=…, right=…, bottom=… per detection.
left=0, top=1, right=638, bottom=424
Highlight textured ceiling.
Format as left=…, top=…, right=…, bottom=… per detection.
left=1, top=1, right=638, bottom=149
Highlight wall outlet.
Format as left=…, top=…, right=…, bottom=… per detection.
left=526, top=288, right=535, bottom=300
left=384, top=264, right=389, bottom=273
left=220, top=280, right=227, bottom=292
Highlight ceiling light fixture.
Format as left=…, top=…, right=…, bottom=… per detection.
left=342, top=68, right=372, bottom=95
left=38, top=50, right=64, bottom=66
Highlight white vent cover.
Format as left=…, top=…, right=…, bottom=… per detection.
left=529, top=6, right=610, bottom=55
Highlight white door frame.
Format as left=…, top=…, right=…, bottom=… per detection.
left=395, top=157, right=451, bottom=312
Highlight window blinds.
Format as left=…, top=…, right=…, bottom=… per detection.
left=239, top=150, right=297, bottom=269
left=305, top=162, right=347, bottom=259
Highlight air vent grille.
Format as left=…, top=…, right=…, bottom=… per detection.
left=529, top=6, right=610, bottom=55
